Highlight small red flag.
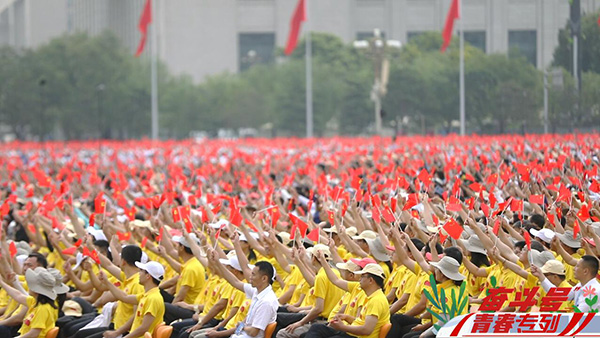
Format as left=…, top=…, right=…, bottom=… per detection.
left=578, top=204, right=590, bottom=222
left=94, top=193, right=106, bottom=214
left=172, top=208, right=181, bottom=222
left=89, top=213, right=95, bottom=227
left=530, top=194, right=544, bottom=205
left=306, top=228, right=320, bottom=242
left=493, top=218, right=501, bottom=236
left=443, top=219, right=463, bottom=240
left=382, top=207, right=395, bottom=223
left=441, top=0, right=459, bottom=52
left=74, top=238, right=82, bottom=247
left=116, top=231, right=131, bottom=241
left=141, top=237, right=148, bottom=248
left=9, top=242, right=17, bottom=258
left=372, top=207, right=382, bottom=224
left=524, top=231, right=531, bottom=250
left=156, top=227, right=164, bottom=242
left=284, top=0, right=306, bottom=55
left=573, top=222, right=580, bottom=239
left=61, top=247, right=77, bottom=256
left=447, top=203, right=462, bottom=212
left=135, top=0, right=152, bottom=57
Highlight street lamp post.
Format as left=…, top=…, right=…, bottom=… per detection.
left=354, top=29, right=401, bottom=136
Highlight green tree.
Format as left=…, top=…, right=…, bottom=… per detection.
left=553, top=10, right=600, bottom=74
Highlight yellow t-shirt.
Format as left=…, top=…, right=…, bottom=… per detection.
left=404, top=264, right=428, bottom=312
left=313, top=267, right=345, bottom=318
left=19, top=296, right=58, bottom=338
left=200, top=278, right=226, bottom=317
left=195, top=274, right=220, bottom=306
left=1, top=278, right=28, bottom=320
left=429, top=279, right=468, bottom=325
left=328, top=281, right=366, bottom=322
left=337, top=246, right=349, bottom=261
left=132, top=287, right=164, bottom=335
left=349, top=289, right=390, bottom=338
left=226, top=299, right=251, bottom=330
left=277, top=265, right=302, bottom=300
left=223, top=287, right=246, bottom=329
left=177, top=257, right=207, bottom=305
left=558, top=252, right=581, bottom=286
left=214, top=282, right=235, bottom=321
left=537, top=279, right=573, bottom=312
left=460, top=265, right=486, bottom=298
left=114, top=272, right=144, bottom=329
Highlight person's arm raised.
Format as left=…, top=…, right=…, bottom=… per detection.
left=207, top=248, right=245, bottom=292
left=315, top=251, right=348, bottom=291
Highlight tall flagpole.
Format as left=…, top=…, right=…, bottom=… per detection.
left=459, top=0, right=465, bottom=136
left=150, top=0, right=159, bottom=140
left=305, top=0, right=313, bottom=138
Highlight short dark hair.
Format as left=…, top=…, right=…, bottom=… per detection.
left=411, top=238, right=425, bottom=251
left=368, top=273, right=385, bottom=289
left=581, top=255, right=599, bottom=276
left=514, top=241, right=526, bottom=250
left=255, top=261, right=275, bottom=285
left=121, top=245, right=142, bottom=266
left=443, top=247, right=463, bottom=263
left=530, top=241, right=545, bottom=252
left=529, top=214, right=545, bottom=228
left=36, top=294, right=57, bottom=309
left=28, top=253, right=48, bottom=268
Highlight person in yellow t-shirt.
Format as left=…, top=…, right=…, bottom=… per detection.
left=0, top=267, right=58, bottom=338
left=305, top=263, right=390, bottom=338
left=163, top=233, right=207, bottom=323
left=188, top=255, right=249, bottom=338
left=530, top=260, right=574, bottom=312
left=76, top=245, right=145, bottom=338
left=124, top=261, right=166, bottom=338
left=277, top=244, right=345, bottom=338
left=407, top=256, right=467, bottom=338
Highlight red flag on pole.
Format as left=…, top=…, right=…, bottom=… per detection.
left=135, top=0, right=152, bottom=57
left=441, top=0, right=459, bottom=52
left=284, top=0, right=306, bottom=55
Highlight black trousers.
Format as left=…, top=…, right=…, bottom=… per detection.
left=172, top=318, right=220, bottom=338
left=164, top=303, right=195, bottom=324
left=275, top=312, right=306, bottom=337
left=303, top=324, right=354, bottom=338
left=388, top=314, right=420, bottom=338
left=0, top=325, right=20, bottom=337
left=73, top=323, right=115, bottom=338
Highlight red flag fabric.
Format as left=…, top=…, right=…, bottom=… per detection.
left=172, top=208, right=181, bottom=222
left=573, top=222, right=580, bottom=239
left=141, top=237, right=148, bottom=248
left=524, top=230, right=531, bottom=250
left=284, top=0, right=306, bottom=55
left=116, top=231, right=131, bottom=241
left=530, top=194, right=544, bottom=205
left=382, top=207, right=395, bottom=223
left=441, top=0, right=459, bottom=52
left=9, top=242, right=17, bottom=258
left=135, top=0, right=152, bottom=57
left=577, top=204, right=590, bottom=222
left=306, top=228, right=319, bottom=242
left=61, top=247, right=77, bottom=256
left=443, top=219, right=463, bottom=240
left=492, top=218, right=501, bottom=236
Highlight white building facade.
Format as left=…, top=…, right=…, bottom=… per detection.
left=0, top=0, right=599, bottom=82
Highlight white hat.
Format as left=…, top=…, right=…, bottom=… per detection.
left=541, top=260, right=566, bottom=275
left=73, top=252, right=86, bottom=271
left=173, top=233, right=199, bottom=248
left=430, top=256, right=465, bottom=281
left=131, top=220, right=152, bottom=229
left=345, top=226, right=358, bottom=237
left=25, top=267, right=57, bottom=300
left=530, top=250, right=555, bottom=268
left=556, top=230, right=582, bottom=248
left=335, top=260, right=361, bottom=272
left=460, top=235, right=487, bottom=255
left=323, top=227, right=338, bottom=234
left=62, top=300, right=83, bottom=317
left=366, top=238, right=391, bottom=262
left=48, top=268, right=70, bottom=294
left=352, top=230, right=377, bottom=241
left=140, top=251, right=149, bottom=264
left=219, top=255, right=254, bottom=272
left=87, top=228, right=107, bottom=242
left=307, top=244, right=331, bottom=260
left=209, top=219, right=230, bottom=229
left=135, top=261, right=165, bottom=281
left=278, top=232, right=292, bottom=246
left=353, top=263, right=386, bottom=279
left=530, top=228, right=555, bottom=244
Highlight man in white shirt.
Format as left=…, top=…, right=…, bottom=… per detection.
left=536, top=255, right=600, bottom=312
left=210, top=250, right=278, bottom=338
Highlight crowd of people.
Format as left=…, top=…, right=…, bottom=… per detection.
left=0, top=135, right=599, bottom=338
